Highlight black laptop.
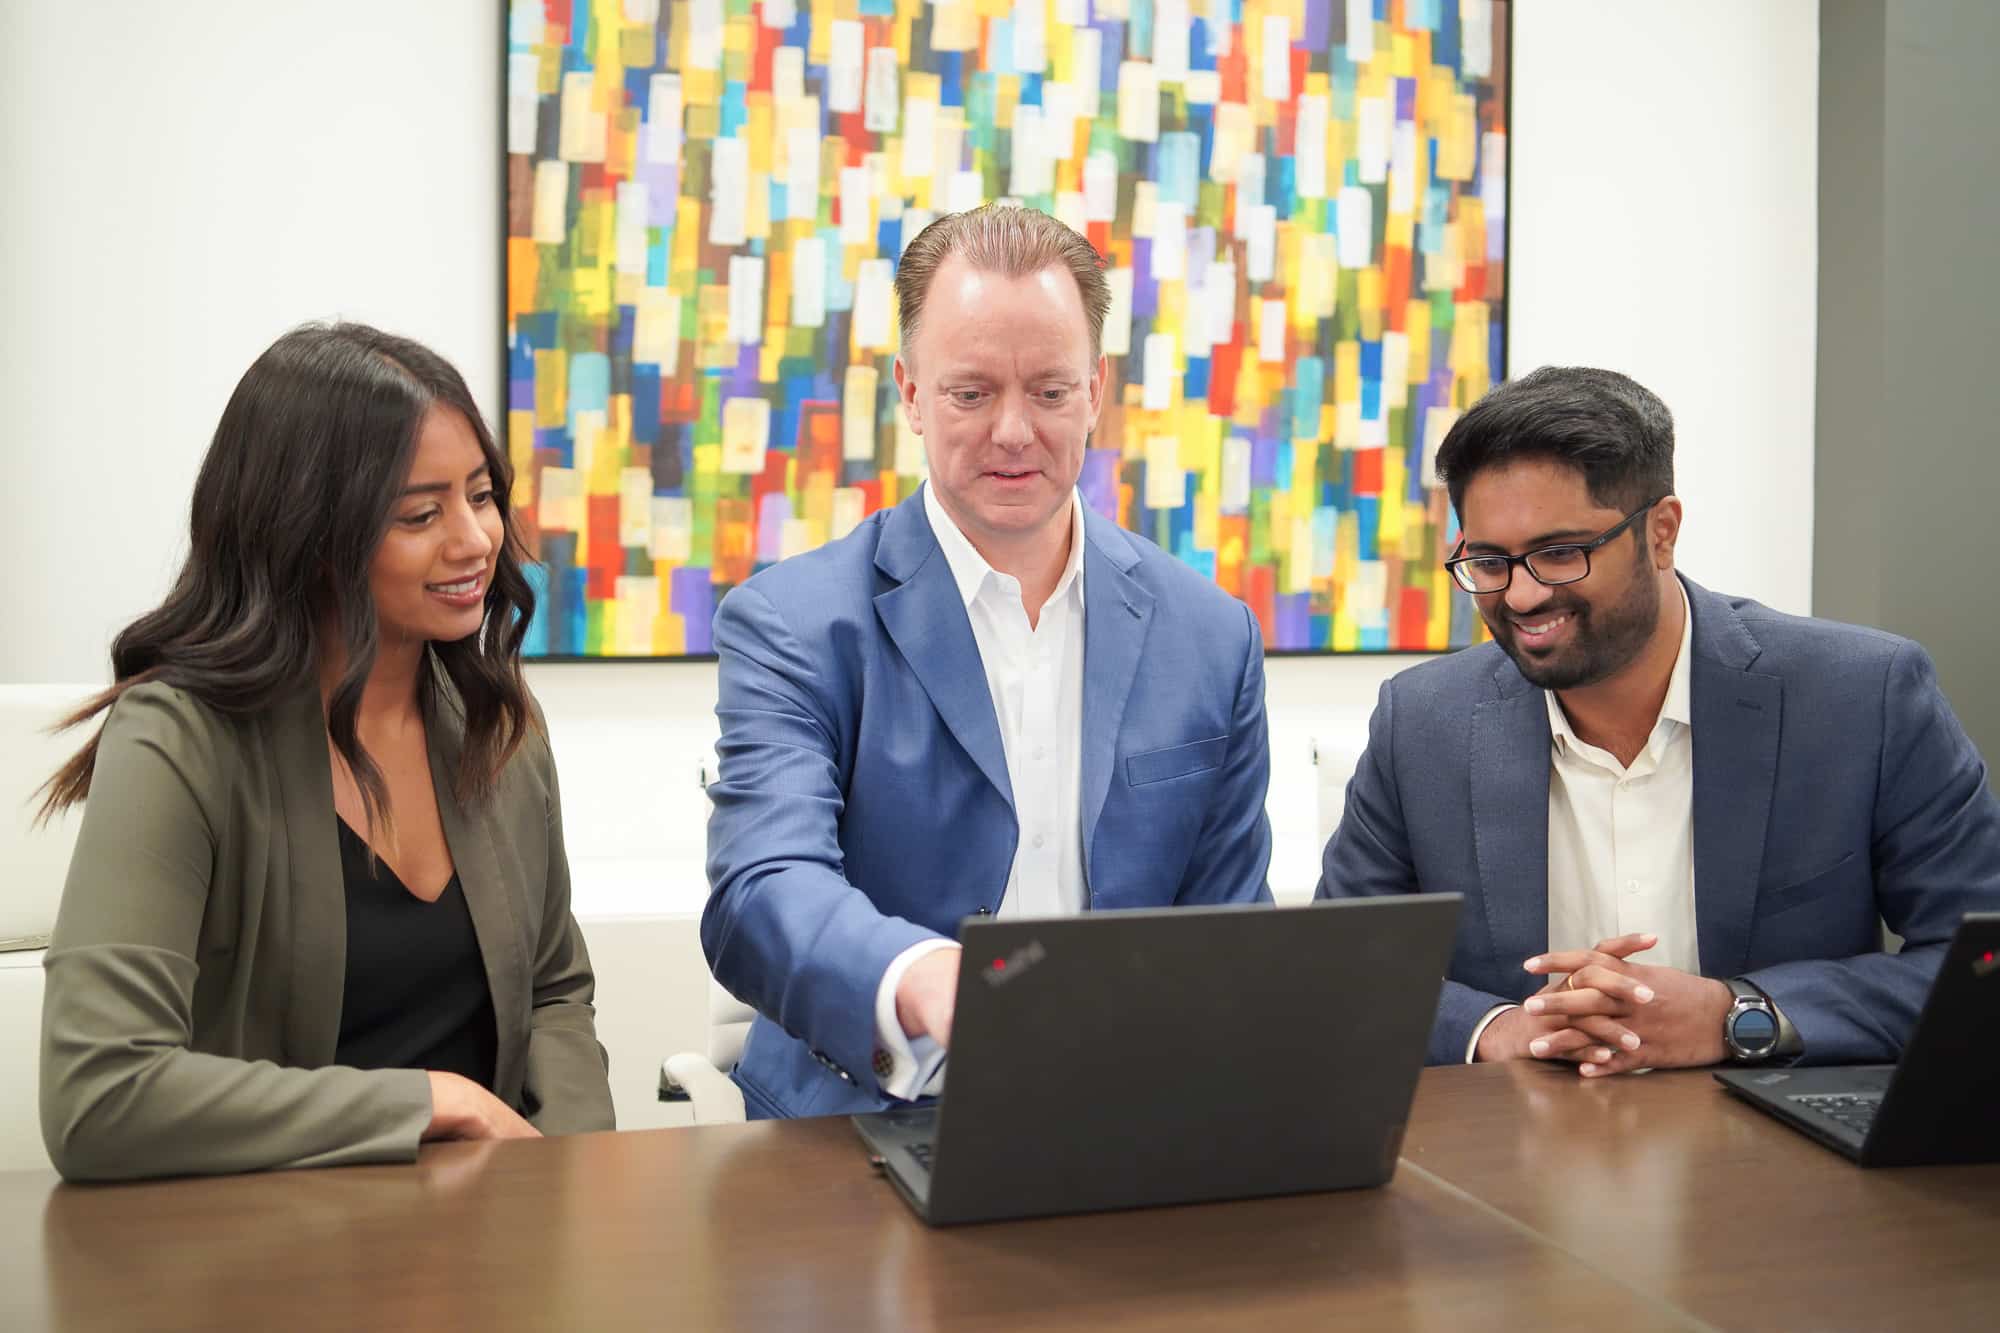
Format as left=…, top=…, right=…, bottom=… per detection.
left=851, top=894, right=1462, bottom=1225
left=1714, top=912, right=2000, bottom=1166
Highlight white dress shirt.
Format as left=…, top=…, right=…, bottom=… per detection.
left=872, top=482, right=1089, bottom=1098
left=1466, top=582, right=1698, bottom=1060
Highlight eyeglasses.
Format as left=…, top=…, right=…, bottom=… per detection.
left=1444, top=498, right=1665, bottom=595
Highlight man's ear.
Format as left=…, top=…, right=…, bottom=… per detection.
left=893, top=355, right=923, bottom=435
left=1649, top=496, right=1683, bottom=569
left=1086, top=353, right=1108, bottom=430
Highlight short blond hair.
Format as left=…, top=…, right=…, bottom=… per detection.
left=894, top=203, right=1113, bottom=362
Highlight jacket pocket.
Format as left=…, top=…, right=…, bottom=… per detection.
left=1125, top=735, right=1229, bottom=788
left=1758, top=851, right=1863, bottom=910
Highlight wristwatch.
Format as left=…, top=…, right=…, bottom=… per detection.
left=1721, top=978, right=1781, bottom=1063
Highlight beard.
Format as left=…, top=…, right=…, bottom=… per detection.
left=1484, top=564, right=1663, bottom=692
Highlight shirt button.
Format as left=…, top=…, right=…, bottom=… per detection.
left=1033, top=745, right=1046, bottom=761
left=1032, top=833, right=1046, bottom=849
left=1625, top=879, right=1640, bottom=894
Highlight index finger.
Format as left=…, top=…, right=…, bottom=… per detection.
left=1523, top=949, right=1628, bottom=977
left=1589, top=932, right=1658, bottom=960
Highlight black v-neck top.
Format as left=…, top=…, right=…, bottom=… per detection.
left=333, top=818, right=499, bottom=1090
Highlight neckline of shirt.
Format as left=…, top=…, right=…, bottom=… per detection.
left=1546, top=577, right=1695, bottom=765
left=922, top=481, right=1087, bottom=614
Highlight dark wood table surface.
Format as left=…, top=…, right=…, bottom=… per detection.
left=1400, top=1061, right=2000, bottom=1332
left=1, top=1064, right=1992, bottom=1331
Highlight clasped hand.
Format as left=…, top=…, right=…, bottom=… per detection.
left=1478, top=932, right=1733, bottom=1076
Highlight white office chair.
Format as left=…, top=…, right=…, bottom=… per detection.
left=658, top=978, right=755, bottom=1123
left=658, top=752, right=755, bottom=1124
left=1, top=686, right=92, bottom=1173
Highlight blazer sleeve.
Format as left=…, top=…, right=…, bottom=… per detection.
left=518, top=734, right=616, bottom=1134
left=39, top=686, right=433, bottom=1182
left=702, top=583, right=943, bottom=1089
left=1315, top=678, right=1511, bottom=1064
left=1745, top=641, right=2000, bottom=1064
left=1172, top=601, right=1274, bottom=906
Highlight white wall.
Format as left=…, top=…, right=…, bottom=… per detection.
left=0, top=0, right=1819, bottom=1129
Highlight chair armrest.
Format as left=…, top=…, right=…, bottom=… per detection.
left=660, top=1053, right=747, bottom=1124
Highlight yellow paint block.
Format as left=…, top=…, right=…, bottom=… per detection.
left=534, top=349, right=567, bottom=429
left=1427, top=570, right=1453, bottom=650
left=932, top=1, right=978, bottom=52
left=653, top=601, right=688, bottom=657
left=1391, top=31, right=1415, bottom=79
left=1334, top=340, right=1361, bottom=405
left=744, top=168, right=771, bottom=240
left=745, top=101, right=773, bottom=174
left=672, top=199, right=703, bottom=274
left=508, top=408, right=536, bottom=476
left=1405, top=301, right=1431, bottom=381
left=1439, top=92, right=1477, bottom=182
left=1357, top=267, right=1384, bottom=341
left=682, top=67, right=721, bottom=108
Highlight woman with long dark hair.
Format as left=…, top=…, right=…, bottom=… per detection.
left=37, top=322, right=614, bottom=1180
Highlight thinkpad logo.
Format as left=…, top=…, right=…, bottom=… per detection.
left=981, top=940, right=1047, bottom=987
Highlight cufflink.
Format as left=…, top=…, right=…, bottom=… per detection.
left=872, top=1047, right=895, bottom=1079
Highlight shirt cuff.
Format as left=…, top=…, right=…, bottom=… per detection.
left=873, top=939, right=959, bottom=1100
left=1466, top=1003, right=1519, bottom=1064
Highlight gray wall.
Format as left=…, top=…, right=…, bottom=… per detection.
left=1816, top=0, right=2000, bottom=777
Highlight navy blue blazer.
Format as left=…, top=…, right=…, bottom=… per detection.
left=1317, top=576, right=2000, bottom=1065
left=704, top=489, right=1273, bottom=1118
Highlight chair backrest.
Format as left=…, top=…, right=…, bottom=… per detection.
left=707, top=978, right=756, bottom=1072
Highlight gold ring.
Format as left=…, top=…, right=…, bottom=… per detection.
left=1563, top=974, right=1578, bottom=990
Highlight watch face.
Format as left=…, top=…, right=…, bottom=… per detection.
left=1730, top=1005, right=1779, bottom=1055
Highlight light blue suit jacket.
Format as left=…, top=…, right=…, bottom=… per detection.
left=1318, top=576, right=2000, bottom=1065
left=704, top=489, right=1273, bottom=1118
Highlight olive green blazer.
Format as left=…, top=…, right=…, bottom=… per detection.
left=40, top=678, right=614, bottom=1181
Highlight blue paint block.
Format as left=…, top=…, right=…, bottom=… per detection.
left=633, top=366, right=662, bottom=445
left=568, top=353, right=612, bottom=418
left=521, top=562, right=550, bottom=656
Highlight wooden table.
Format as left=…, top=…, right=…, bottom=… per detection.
left=1, top=1064, right=1993, bottom=1332
left=1400, top=1061, right=2000, bottom=1331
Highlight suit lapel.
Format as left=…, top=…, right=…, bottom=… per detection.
left=426, top=685, right=530, bottom=1102
left=1471, top=662, right=1554, bottom=975
left=269, top=685, right=345, bottom=1065
left=872, top=493, right=1014, bottom=809
left=1079, top=511, right=1156, bottom=868
left=1684, top=579, right=1781, bottom=979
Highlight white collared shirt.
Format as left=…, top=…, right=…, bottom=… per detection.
left=871, top=483, right=1089, bottom=1098
left=1466, top=582, right=1698, bottom=1060
left=1544, top=580, right=1698, bottom=976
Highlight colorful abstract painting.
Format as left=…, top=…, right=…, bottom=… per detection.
left=505, top=0, right=1508, bottom=656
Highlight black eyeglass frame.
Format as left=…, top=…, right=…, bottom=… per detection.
left=1444, top=497, right=1666, bottom=595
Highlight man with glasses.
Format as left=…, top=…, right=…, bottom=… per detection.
left=1318, top=366, right=2000, bottom=1074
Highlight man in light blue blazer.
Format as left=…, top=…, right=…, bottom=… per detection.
left=1320, top=367, right=2000, bottom=1074
left=704, top=205, right=1272, bottom=1119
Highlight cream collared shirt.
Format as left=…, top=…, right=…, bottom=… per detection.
left=1466, top=582, right=1698, bottom=1060
left=871, top=482, right=1089, bottom=1098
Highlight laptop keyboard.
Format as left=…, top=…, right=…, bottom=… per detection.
left=1790, top=1092, right=1881, bottom=1135
left=906, top=1140, right=935, bottom=1173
